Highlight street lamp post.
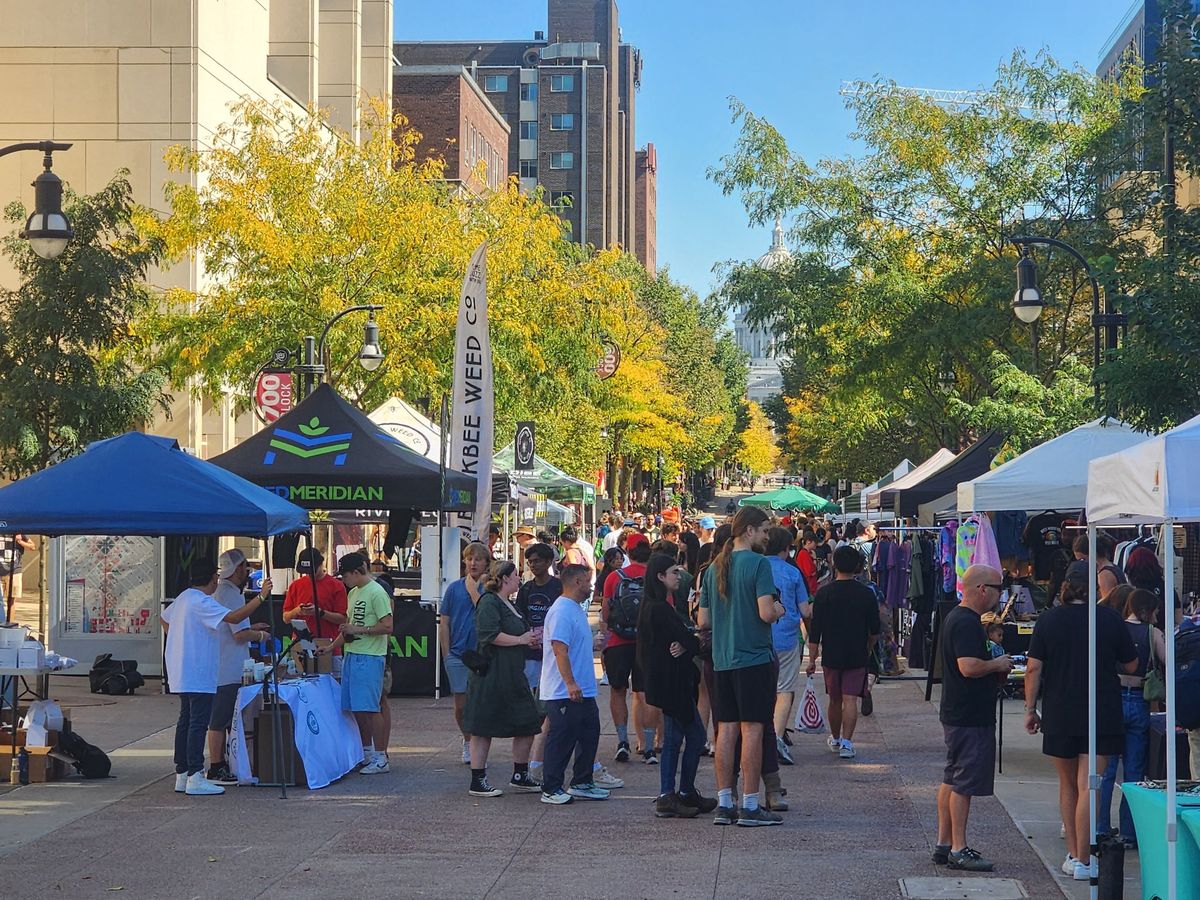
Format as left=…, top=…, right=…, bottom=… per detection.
left=266, top=305, right=386, bottom=401
left=1008, top=235, right=1126, bottom=402
left=0, top=141, right=73, bottom=259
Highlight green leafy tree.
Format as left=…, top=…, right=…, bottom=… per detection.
left=0, top=173, right=169, bottom=475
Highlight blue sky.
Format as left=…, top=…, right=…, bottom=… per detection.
left=396, top=0, right=1139, bottom=299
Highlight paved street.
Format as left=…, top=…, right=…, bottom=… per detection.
left=0, top=669, right=1071, bottom=900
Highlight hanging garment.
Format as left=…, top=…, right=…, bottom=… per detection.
left=940, top=521, right=959, bottom=593
left=886, top=541, right=911, bottom=609
left=907, top=537, right=925, bottom=603
left=993, top=511, right=1030, bottom=561
left=955, top=515, right=1002, bottom=598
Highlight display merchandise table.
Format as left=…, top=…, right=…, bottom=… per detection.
left=1, top=666, right=52, bottom=763
left=1123, top=783, right=1200, bottom=900
left=228, top=673, right=363, bottom=789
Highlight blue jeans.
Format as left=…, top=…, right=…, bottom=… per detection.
left=661, top=709, right=706, bottom=797
left=1098, top=689, right=1150, bottom=839
left=174, top=692, right=215, bottom=776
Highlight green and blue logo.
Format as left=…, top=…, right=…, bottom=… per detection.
left=264, top=417, right=352, bottom=467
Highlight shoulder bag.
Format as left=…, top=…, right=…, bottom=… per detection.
left=1144, top=625, right=1166, bottom=703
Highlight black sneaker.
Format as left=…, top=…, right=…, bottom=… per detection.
left=509, top=772, right=542, bottom=793
left=713, top=805, right=736, bottom=826
left=206, top=763, right=238, bottom=785
left=946, top=847, right=994, bottom=872
left=678, top=789, right=718, bottom=814
left=614, top=741, right=631, bottom=763
left=736, top=806, right=783, bottom=827
left=654, top=792, right=700, bottom=818
left=643, top=749, right=659, bottom=765
left=931, top=844, right=951, bottom=865
left=468, top=777, right=503, bottom=798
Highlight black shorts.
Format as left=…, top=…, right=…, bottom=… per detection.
left=1042, top=733, right=1123, bottom=759
left=712, top=662, right=775, bottom=724
left=603, top=643, right=643, bottom=692
left=942, top=724, right=996, bottom=797
left=208, top=683, right=240, bottom=731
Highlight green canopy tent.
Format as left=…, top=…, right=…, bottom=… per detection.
left=493, top=444, right=596, bottom=504
left=739, top=484, right=839, bottom=514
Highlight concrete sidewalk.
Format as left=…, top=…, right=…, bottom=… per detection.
left=0, top=673, right=1064, bottom=900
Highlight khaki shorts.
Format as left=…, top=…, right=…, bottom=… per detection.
left=775, top=645, right=803, bottom=693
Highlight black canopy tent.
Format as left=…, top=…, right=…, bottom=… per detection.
left=880, top=430, right=1007, bottom=517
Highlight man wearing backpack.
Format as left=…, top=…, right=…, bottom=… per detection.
left=602, top=533, right=662, bottom=763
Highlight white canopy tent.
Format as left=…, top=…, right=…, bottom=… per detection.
left=869, top=448, right=957, bottom=510
left=1084, top=412, right=1200, bottom=900
left=958, top=418, right=1147, bottom=512
left=841, top=458, right=913, bottom=515
left=370, top=397, right=442, bottom=459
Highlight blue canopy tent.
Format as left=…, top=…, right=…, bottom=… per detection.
left=0, top=432, right=310, bottom=537
left=0, top=432, right=310, bottom=796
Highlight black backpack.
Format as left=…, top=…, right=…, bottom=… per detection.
left=58, top=730, right=111, bottom=779
left=607, top=570, right=643, bottom=639
left=89, top=654, right=145, bottom=696
left=1175, top=624, right=1200, bottom=729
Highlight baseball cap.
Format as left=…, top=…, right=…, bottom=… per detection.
left=218, top=548, right=247, bottom=579
left=337, top=551, right=368, bottom=575
left=699, top=515, right=716, bottom=529
left=1064, top=560, right=1090, bottom=587
left=296, top=547, right=324, bottom=572
left=626, top=532, right=649, bottom=551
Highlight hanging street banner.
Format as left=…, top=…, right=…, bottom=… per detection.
left=596, top=339, right=621, bottom=380
left=449, top=242, right=493, bottom=539
left=514, top=421, right=535, bottom=471
left=254, top=370, right=294, bottom=423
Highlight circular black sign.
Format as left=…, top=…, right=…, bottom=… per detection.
left=516, top=424, right=535, bottom=469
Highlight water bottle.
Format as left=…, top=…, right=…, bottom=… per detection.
left=17, top=748, right=29, bottom=785
left=8, top=758, right=18, bottom=785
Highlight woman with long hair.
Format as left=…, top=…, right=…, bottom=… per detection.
left=1098, top=588, right=1167, bottom=845
left=462, top=560, right=544, bottom=797
left=637, top=552, right=716, bottom=818
left=594, top=546, right=625, bottom=614
left=1126, top=545, right=1183, bottom=627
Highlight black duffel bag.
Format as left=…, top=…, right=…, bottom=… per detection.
left=89, top=653, right=145, bottom=696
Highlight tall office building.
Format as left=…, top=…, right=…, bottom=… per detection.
left=635, top=143, right=657, bottom=275
left=394, top=0, right=651, bottom=256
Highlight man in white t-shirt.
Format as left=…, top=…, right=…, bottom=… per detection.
left=204, top=549, right=273, bottom=785
left=538, top=563, right=606, bottom=805
left=162, top=559, right=271, bottom=796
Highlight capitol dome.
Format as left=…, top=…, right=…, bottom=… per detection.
left=755, top=217, right=792, bottom=270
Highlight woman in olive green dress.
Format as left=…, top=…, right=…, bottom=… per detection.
left=463, top=560, right=544, bottom=797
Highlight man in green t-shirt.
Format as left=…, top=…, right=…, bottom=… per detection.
left=698, top=507, right=786, bottom=828
left=325, top=552, right=393, bottom=774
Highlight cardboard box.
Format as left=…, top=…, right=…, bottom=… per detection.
left=253, top=705, right=307, bottom=787
left=290, top=639, right=332, bottom=675
left=0, top=746, right=66, bottom=783
left=17, top=646, right=44, bottom=669
left=0, top=647, right=17, bottom=668
left=14, top=729, right=60, bottom=749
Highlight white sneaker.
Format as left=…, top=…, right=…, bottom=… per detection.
left=593, top=766, right=625, bottom=789
left=360, top=755, right=390, bottom=775
left=827, top=736, right=841, bottom=753
left=838, top=740, right=856, bottom=759
left=1073, top=860, right=1091, bottom=881
left=1061, top=855, right=1077, bottom=875
left=173, top=773, right=187, bottom=793
left=461, top=740, right=471, bottom=765
left=184, top=771, right=225, bottom=795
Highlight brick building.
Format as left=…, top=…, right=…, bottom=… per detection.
left=394, top=0, right=653, bottom=258
left=393, top=67, right=510, bottom=194
left=635, top=143, right=657, bottom=275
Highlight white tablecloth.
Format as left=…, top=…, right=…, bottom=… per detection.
left=228, top=674, right=364, bottom=789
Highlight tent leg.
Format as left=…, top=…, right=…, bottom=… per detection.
left=265, top=537, right=287, bottom=800
left=1164, top=522, right=1178, bottom=900
left=1087, top=525, right=1098, bottom=899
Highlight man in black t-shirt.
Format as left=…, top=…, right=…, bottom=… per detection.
left=933, top=565, right=1012, bottom=873
left=516, top=543, right=563, bottom=783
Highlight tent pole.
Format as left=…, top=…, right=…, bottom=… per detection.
left=1164, top=520, right=1177, bottom=900
left=435, top=395, right=448, bottom=702
left=265, top=536, right=287, bottom=800
left=1087, top=525, right=1098, bottom=898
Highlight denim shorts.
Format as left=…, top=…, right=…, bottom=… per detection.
left=444, top=654, right=469, bottom=694
left=341, top=652, right=386, bottom=713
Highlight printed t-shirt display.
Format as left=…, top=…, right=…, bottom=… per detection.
left=539, top=595, right=598, bottom=701
left=283, top=573, right=348, bottom=641
left=939, top=604, right=996, bottom=727
left=698, top=550, right=777, bottom=671
left=162, top=587, right=229, bottom=693
left=1022, top=512, right=1071, bottom=581
left=808, top=579, right=881, bottom=670
left=1028, top=603, right=1136, bottom=737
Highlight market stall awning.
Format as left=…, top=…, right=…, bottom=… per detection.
left=1087, top=411, right=1200, bottom=525
left=841, top=459, right=913, bottom=514
left=870, top=449, right=957, bottom=512
left=876, top=435, right=1005, bottom=517
left=740, top=484, right=839, bottom=514
left=493, top=444, right=595, bottom=504
left=959, top=418, right=1147, bottom=513
left=0, top=432, right=310, bottom=536
left=211, top=384, right=476, bottom=511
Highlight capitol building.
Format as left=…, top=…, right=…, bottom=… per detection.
left=732, top=218, right=792, bottom=403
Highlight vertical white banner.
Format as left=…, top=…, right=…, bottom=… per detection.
left=449, top=243, right=493, bottom=539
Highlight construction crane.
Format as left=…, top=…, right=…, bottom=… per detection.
left=838, top=81, right=1070, bottom=118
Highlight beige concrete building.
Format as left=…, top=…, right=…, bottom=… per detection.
left=0, top=0, right=394, bottom=456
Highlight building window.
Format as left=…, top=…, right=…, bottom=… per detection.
left=520, top=82, right=538, bottom=101
left=520, top=160, right=538, bottom=179
left=550, top=113, right=574, bottom=130
left=548, top=191, right=574, bottom=208
left=550, top=74, right=574, bottom=92
left=483, top=75, right=508, bottom=93
left=549, top=152, right=574, bottom=170
left=519, top=121, right=538, bottom=140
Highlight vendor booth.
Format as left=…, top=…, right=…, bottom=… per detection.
left=876, top=433, right=1005, bottom=517
left=869, top=449, right=956, bottom=514
left=1085, top=412, right=1200, bottom=900
left=740, top=484, right=839, bottom=514
left=841, top=459, right=913, bottom=516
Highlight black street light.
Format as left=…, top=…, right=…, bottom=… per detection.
left=1008, top=235, right=1126, bottom=401
left=266, top=305, right=386, bottom=400
left=0, top=141, right=73, bottom=259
